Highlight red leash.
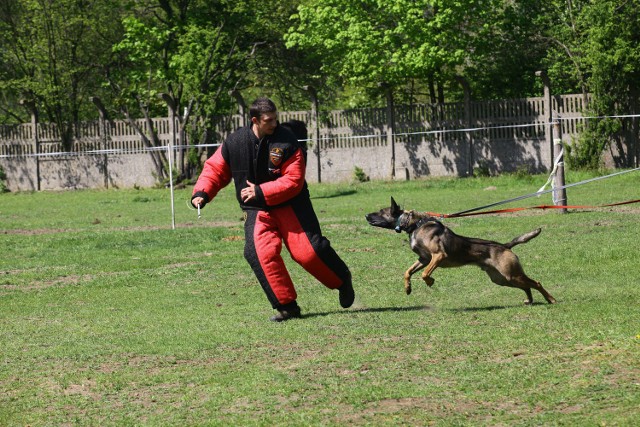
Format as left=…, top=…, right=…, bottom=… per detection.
left=428, top=199, right=640, bottom=219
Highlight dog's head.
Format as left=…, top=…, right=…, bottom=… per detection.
left=366, top=197, right=435, bottom=234
left=365, top=197, right=410, bottom=233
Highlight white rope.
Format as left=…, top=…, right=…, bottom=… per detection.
left=537, top=145, right=565, bottom=204
left=450, top=166, right=640, bottom=217
left=557, top=114, right=640, bottom=120
left=0, top=143, right=220, bottom=159
left=2, top=112, right=639, bottom=160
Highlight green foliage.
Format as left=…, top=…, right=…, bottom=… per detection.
left=0, top=164, right=8, bottom=192
left=473, top=159, right=493, bottom=177
left=540, top=0, right=640, bottom=168
left=285, top=0, right=481, bottom=90
left=542, top=1, right=640, bottom=103
left=110, top=16, right=171, bottom=114
left=566, top=118, right=622, bottom=170
left=0, top=0, right=124, bottom=143
left=353, top=166, right=370, bottom=182
left=464, top=0, right=548, bottom=98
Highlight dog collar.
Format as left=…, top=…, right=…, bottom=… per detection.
left=406, top=217, right=438, bottom=234
left=394, top=217, right=402, bottom=233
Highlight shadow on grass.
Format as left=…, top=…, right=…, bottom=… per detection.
left=301, top=305, right=431, bottom=319
left=296, top=301, right=554, bottom=319
left=310, top=189, right=358, bottom=199
left=447, top=301, right=552, bottom=312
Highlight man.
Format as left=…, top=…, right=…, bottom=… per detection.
left=191, top=97, right=354, bottom=322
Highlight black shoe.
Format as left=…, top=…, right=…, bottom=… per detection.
left=338, top=278, right=355, bottom=308
left=270, top=305, right=302, bottom=322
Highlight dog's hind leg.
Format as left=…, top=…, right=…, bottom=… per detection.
left=404, top=260, right=426, bottom=295
left=515, top=276, right=557, bottom=305
left=420, top=253, right=445, bottom=288
left=493, top=271, right=557, bottom=305
left=485, top=268, right=536, bottom=305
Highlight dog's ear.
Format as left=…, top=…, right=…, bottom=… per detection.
left=391, top=197, right=400, bottom=214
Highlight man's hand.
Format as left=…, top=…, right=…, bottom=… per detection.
left=241, top=180, right=257, bottom=203
left=191, top=196, right=205, bottom=209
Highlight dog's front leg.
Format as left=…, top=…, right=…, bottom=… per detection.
left=404, top=260, right=426, bottom=295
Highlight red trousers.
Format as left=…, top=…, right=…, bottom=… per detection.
left=243, top=199, right=351, bottom=309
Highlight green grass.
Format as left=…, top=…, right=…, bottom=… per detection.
left=1, top=170, right=639, bottom=426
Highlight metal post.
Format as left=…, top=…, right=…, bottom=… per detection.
left=456, top=76, right=473, bottom=176
left=631, top=86, right=639, bottom=168
left=304, top=85, right=321, bottom=183
left=160, top=93, right=177, bottom=230
left=536, top=71, right=554, bottom=169
left=553, top=120, right=567, bottom=213
left=383, top=84, right=396, bottom=179
left=91, top=97, right=110, bottom=188
left=20, top=100, right=39, bottom=191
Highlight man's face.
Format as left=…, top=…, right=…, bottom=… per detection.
left=253, top=112, right=277, bottom=138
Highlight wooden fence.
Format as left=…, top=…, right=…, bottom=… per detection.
left=1, top=93, right=637, bottom=190
left=0, top=94, right=589, bottom=155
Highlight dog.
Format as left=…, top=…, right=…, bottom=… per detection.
left=365, top=197, right=557, bottom=305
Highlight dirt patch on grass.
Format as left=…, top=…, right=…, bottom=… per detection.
left=0, top=274, right=95, bottom=293
left=2, top=228, right=70, bottom=235
left=336, top=396, right=481, bottom=424
left=1, top=221, right=242, bottom=235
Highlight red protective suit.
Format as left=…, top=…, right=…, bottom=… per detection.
left=192, top=124, right=351, bottom=311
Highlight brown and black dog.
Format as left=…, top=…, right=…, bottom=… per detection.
left=365, top=197, right=556, bottom=305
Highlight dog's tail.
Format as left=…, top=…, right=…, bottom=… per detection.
left=504, top=228, right=542, bottom=249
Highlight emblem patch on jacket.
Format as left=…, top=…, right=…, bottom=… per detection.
left=269, top=148, right=284, bottom=167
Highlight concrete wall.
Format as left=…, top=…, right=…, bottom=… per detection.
left=1, top=153, right=158, bottom=191
left=303, top=136, right=551, bottom=184
left=2, top=92, right=637, bottom=191
left=2, top=135, right=554, bottom=191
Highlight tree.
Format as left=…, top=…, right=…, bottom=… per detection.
left=285, top=0, right=505, bottom=104
left=0, top=0, right=124, bottom=146
left=107, top=0, right=289, bottom=182
left=462, top=0, right=548, bottom=99
left=541, top=0, right=640, bottom=168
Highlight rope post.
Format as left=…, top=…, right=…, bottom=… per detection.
left=632, top=85, right=640, bottom=168
left=380, top=83, right=396, bottom=179
left=160, top=93, right=177, bottom=230
left=304, top=85, right=322, bottom=183
left=91, top=96, right=110, bottom=189
left=553, top=119, right=568, bottom=213
left=20, top=100, right=40, bottom=191
left=455, top=76, right=473, bottom=176
left=536, top=70, right=554, bottom=169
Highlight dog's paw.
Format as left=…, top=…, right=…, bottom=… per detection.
left=405, top=286, right=412, bottom=295
left=424, top=276, right=435, bottom=287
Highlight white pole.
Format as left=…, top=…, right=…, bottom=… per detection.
left=167, top=141, right=176, bottom=230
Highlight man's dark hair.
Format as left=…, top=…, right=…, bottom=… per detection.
left=250, top=97, right=277, bottom=119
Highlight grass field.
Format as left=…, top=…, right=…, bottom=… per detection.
left=1, top=170, right=639, bottom=426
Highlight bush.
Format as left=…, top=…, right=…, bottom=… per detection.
left=566, top=117, right=620, bottom=170
left=473, top=160, right=492, bottom=177
left=0, top=165, right=8, bottom=193
left=353, top=166, right=370, bottom=182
